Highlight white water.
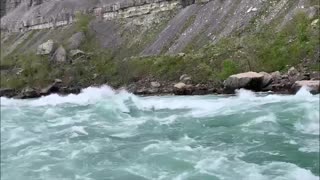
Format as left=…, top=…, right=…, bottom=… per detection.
left=1, top=86, right=319, bottom=180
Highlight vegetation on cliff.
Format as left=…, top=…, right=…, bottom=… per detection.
left=1, top=11, right=319, bottom=90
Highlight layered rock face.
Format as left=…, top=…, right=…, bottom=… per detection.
left=1, top=0, right=318, bottom=57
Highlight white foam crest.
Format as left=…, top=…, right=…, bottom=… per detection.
left=32, top=85, right=116, bottom=106
left=142, top=135, right=199, bottom=152
left=242, top=113, right=277, bottom=127
left=71, top=126, right=89, bottom=135
left=295, top=86, right=314, bottom=98
left=294, top=104, right=320, bottom=135
left=194, top=156, right=319, bottom=180
left=236, top=88, right=257, bottom=99
left=299, top=139, right=320, bottom=153
left=0, top=85, right=124, bottom=107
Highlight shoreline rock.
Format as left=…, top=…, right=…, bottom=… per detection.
left=0, top=69, right=319, bottom=99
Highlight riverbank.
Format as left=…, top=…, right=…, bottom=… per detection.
left=1, top=67, right=319, bottom=99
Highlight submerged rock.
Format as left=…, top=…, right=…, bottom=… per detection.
left=223, top=71, right=264, bottom=93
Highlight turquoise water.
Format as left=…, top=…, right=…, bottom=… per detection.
left=1, top=86, right=319, bottom=180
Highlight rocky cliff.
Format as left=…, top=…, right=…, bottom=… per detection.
left=1, top=0, right=318, bottom=55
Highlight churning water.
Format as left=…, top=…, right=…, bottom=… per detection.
left=1, top=86, right=319, bottom=180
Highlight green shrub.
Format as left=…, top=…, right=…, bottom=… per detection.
left=218, top=60, right=239, bottom=79
left=75, top=13, right=93, bottom=34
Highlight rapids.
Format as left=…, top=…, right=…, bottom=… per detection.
left=1, top=86, right=319, bottom=180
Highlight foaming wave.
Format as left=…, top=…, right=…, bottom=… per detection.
left=294, top=105, right=320, bottom=135
left=0, top=85, right=133, bottom=107
left=236, top=89, right=256, bottom=99
left=194, top=157, right=318, bottom=180
left=295, top=86, right=314, bottom=98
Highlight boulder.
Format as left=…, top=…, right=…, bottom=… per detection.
left=37, top=39, right=56, bottom=55
left=288, top=67, right=299, bottom=76
left=259, top=72, right=273, bottom=88
left=18, top=87, right=40, bottom=99
left=179, top=74, right=192, bottom=84
left=310, top=71, right=320, bottom=80
left=192, top=84, right=210, bottom=95
left=40, top=79, right=63, bottom=95
left=173, top=82, right=194, bottom=95
left=67, top=32, right=85, bottom=50
left=0, top=88, right=16, bottom=97
left=151, top=81, right=161, bottom=88
left=271, top=71, right=281, bottom=82
left=52, top=46, right=67, bottom=63
left=174, top=82, right=186, bottom=89
left=223, top=72, right=264, bottom=93
left=292, top=80, right=320, bottom=94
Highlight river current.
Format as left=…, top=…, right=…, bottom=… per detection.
left=1, top=86, right=319, bottom=180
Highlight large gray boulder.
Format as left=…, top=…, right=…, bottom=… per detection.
left=224, top=71, right=264, bottom=93
left=173, top=82, right=194, bottom=95
left=292, top=80, right=320, bottom=94
left=259, top=72, right=273, bottom=88
left=67, top=32, right=85, bottom=50
left=36, top=39, right=56, bottom=55
left=52, top=46, right=67, bottom=63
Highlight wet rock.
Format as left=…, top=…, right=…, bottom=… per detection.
left=173, top=82, right=194, bottom=95
left=292, top=80, right=320, bottom=94
left=59, top=87, right=81, bottom=95
left=223, top=71, right=264, bottom=93
left=0, top=88, right=16, bottom=97
left=67, top=32, right=85, bottom=50
left=17, top=87, right=40, bottom=99
left=52, top=46, right=67, bottom=63
left=40, top=79, right=63, bottom=95
left=135, top=87, right=158, bottom=95
left=36, top=39, right=56, bottom=55
left=259, top=72, right=273, bottom=88
left=192, top=84, right=210, bottom=95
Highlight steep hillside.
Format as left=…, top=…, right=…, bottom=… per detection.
left=0, top=0, right=319, bottom=92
